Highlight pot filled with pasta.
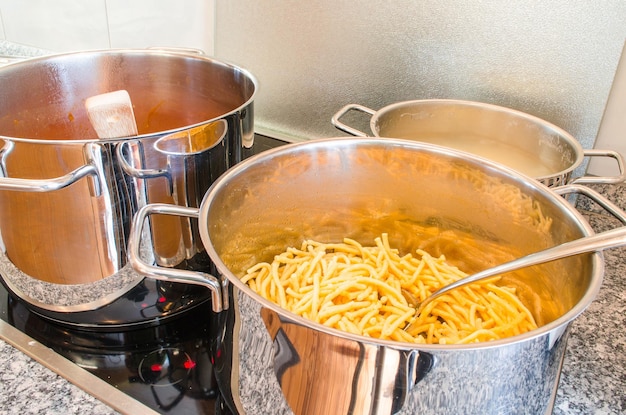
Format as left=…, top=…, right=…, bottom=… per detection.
left=129, top=137, right=613, bottom=415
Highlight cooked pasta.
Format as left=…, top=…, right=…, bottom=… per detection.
left=242, top=233, right=538, bottom=344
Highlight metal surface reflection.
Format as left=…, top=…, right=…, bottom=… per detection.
left=261, top=307, right=433, bottom=415
left=120, top=119, right=230, bottom=267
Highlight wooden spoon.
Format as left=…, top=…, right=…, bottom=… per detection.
left=85, top=90, right=138, bottom=138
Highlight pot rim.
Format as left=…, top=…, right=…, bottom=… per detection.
left=369, top=98, right=586, bottom=183
left=200, top=137, right=604, bottom=351
left=0, top=48, right=258, bottom=144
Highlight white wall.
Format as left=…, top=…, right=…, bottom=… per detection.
left=0, top=0, right=214, bottom=54
left=588, top=43, right=626, bottom=176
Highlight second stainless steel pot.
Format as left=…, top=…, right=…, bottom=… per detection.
left=332, top=99, right=625, bottom=187
left=129, top=137, right=621, bottom=415
left=0, top=49, right=257, bottom=313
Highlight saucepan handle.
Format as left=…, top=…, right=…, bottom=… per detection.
left=0, top=140, right=102, bottom=196
left=552, top=183, right=626, bottom=225
left=571, top=149, right=626, bottom=185
left=0, top=164, right=101, bottom=195
left=128, top=203, right=228, bottom=313
left=115, top=141, right=174, bottom=195
left=331, top=104, right=376, bottom=137
left=147, top=46, right=206, bottom=55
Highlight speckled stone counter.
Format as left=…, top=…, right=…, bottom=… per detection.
left=0, top=340, right=118, bottom=415
left=554, top=225, right=626, bottom=414
left=553, top=183, right=626, bottom=415
left=0, top=39, right=50, bottom=62
left=0, top=184, right=624, bottom=414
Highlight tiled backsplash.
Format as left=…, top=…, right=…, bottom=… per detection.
left=0, top=0, right=214, bottom=54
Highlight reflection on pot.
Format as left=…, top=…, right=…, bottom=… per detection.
left=119, top=119, right=229, bottom=268
left=260, top=306, right=434, bottom=415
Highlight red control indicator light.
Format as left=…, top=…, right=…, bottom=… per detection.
left=139, top=348, right=196, bottom=386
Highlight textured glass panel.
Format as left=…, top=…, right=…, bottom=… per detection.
left=215, top=0, right=626, bottom=161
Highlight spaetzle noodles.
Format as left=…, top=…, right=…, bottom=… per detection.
left=242, top=233, right=538, bottom=344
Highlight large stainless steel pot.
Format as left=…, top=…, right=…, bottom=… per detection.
left=332, top=99, right=625, bottom=187
left=129, top=138, right=622, bottom=415
left=0, top=49, right=257, bottom=313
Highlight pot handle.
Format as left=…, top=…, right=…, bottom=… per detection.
left=116, top=142, right=174, bottom=195
left=0, top=164, right=102, bottom=196
left=331, top=104, right=376, bottom=137
left=552, top=183, right=626, bottom=225
left=571, top=149, right=626, bottom=185
left=0, top=139, right=13, bottom=177
left=128, top=203, right=227, bottom=313
left=0, top=140, right=102, bottom=195
left=147, top=46, right=206, bottom=55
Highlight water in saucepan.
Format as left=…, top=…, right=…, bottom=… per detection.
left=397, top=135, right=559, bottom=178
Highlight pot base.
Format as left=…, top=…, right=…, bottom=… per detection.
left=0, top=247, right=214, bottom=328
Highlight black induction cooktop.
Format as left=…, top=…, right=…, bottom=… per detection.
left=0, top=278, right=233, bottom=414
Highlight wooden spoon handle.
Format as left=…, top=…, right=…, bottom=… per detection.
left=85, top=90, right=138, bottom=138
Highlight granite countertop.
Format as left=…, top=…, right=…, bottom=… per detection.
left=553, top=183, right=626, bottom=414
left=0, top=320, right=158, bottom=415
left=0, top=184, right=624, bottom=414
left=0, top=339, right=119, bottom=415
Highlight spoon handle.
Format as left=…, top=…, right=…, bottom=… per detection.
left=85, top=90, right=138, bottom=139
left=419, top=225, right=626, bottom=311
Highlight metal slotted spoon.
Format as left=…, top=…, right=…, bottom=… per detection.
left=412, top=225, right=626, bottom=314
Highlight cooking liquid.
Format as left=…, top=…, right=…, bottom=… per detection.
left=397, top=135, right=558, bottom=178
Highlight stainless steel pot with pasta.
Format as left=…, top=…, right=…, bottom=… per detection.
left=129, top=137, right=612, bottom=415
